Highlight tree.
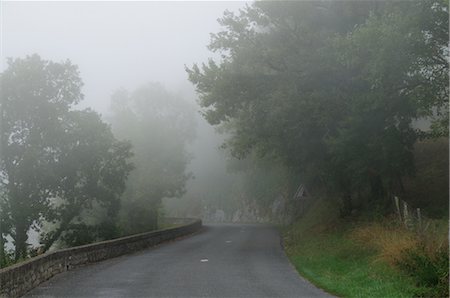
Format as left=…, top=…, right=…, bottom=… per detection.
left=0, top=54, right=133, bottom=260
left=187, top=1, right=448, bottom=214
left=40, top=109, right=133, bottom=251
left=326, top=0, right=448, bottom=210
left=1, top=54, right=83, bottom=259
left=109, top=83, right=195, bottom=233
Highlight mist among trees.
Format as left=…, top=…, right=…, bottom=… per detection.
left=0, top=0, right=448, bottom=274
left=109, top=83, right=196, bottom=233
left=187, top=0, right=448, bottom=216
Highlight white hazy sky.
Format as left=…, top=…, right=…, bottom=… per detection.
left=1, top=1, right=248, bottom=114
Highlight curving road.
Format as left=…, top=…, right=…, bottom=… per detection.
left=26, top=224, right=332, bottom=297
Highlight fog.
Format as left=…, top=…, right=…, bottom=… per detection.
left=1, top=1, right=250, bottom=253
left=1, top=1, right=447, bottom=276
left=1, top=1, right=247, bottom=113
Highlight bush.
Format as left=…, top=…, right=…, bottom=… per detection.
left=403, top=138, right=449, bottom=218
left=397, top=243, right=449, bottom=297
left=351, top=219, right=449, bottom=297
left=0, top=249, right=17, bottom=269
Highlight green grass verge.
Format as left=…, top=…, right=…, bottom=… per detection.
left=285, top=232, right=417, bottom=297
left=282, top=200, right=419, bottom=297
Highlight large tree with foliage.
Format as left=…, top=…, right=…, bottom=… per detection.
left=0, top=55, right=133, bottom=261
left=40, top=109, right=133, bottom=251
left=187, top=1, right=448, bottom=213
left=109, top=83, right=195, bottom=233
left=1, top=55, right=83, bottom=259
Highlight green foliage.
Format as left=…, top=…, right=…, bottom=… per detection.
left=0, top=54, right=133, bottom=261
left=226, top=152, right=299, bottom=217
left=59, top=220, right=121, bottom=247
left=40, top=109, right=133, bottom=251
left=395, top=219, right=449, bottom=297
left=59, top=223, right=97, bottom=247
left=403, top=138, right=449, bottom=218
left=1, top=54, right=83, bottom=259
left=187, top=1, right=449, bottom=214
left=109, top=83, right=195, bottom=234
left=0, top=248, right=16, bottom=269
left=397, top=244, right=449, bottom=297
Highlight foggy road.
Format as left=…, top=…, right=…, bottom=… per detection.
left=25, top=224, right=332, bottom=297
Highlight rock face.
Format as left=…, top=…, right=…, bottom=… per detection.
left=200, top=184, right=312, bottom=224
left=214, top=209, right=226, bottom=222
left=201, top=196, right=293, bottom=224
left=0, top=219, right=202, bottom=298
left=231, top=205, right=262, bottom=223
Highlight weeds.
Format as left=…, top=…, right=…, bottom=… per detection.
left=284, top=197, right=449, bottom=298
left=350, top=221, right=418, bottom=266
left=398, top=244, right=449, bottom=297
left=351, top=219, right=449, bottom=297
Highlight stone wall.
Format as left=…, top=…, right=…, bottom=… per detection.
left=0, top=219, right=202, bottom=298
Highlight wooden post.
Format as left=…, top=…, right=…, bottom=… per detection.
left=394, top=196, right=402, bottom=222
left=416, top=208, right=422, bottom=230
left=403, top=201, right=409, bottom=228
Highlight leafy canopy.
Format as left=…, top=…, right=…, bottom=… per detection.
left=0, top=54, right=133, bottom=260
left=187, top=1, right=448, bottom=212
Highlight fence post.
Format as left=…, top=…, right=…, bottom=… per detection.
left=416, top=208, right=422, bottom=230
left=394, top=196, right=402, bottom=222
left=403, top=201, right=410, bottom=228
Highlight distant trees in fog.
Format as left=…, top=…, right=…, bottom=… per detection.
left=108, top=83, right=195, bottom=234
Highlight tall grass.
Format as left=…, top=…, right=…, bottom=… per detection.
left=350, top=221, right=418, bottom=266
left=283, top=199, right=419, bottom=297
left=283, top=198, right=449, bottom=297
left=350, top=219, right=448, bottom=297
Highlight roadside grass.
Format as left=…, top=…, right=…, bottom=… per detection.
left=286, top=229, right=418, bottom=297
left=283, top=139, right=449, bottom=297
left=283, top=199, right=421, bottom=298
left=349, top=221, right=418, bottom=267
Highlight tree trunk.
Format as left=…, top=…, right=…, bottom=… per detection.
left=0, top=234, right=5, bottom=267
left=370, top=174, right=385, bottom=202
left=340, top=193, right=353, bottom=217
left=14, top=223, right=28, bottom=261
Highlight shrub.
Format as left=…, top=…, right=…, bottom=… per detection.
left=351, top=219, right=449, bottom=297
left=397, top=244, right=449, bottom=298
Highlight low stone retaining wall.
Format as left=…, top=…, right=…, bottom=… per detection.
left=0, top=218, right=202, bottom=298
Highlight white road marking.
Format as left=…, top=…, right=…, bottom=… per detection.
left=200, top=259, right=208, bottom=262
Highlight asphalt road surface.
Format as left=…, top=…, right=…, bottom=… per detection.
left=26, top=224, right=333, bottom=297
